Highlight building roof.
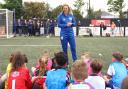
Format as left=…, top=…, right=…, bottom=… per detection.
left=101, top=11, right=119, bottom=18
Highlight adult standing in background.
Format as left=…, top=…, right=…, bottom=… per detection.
left=46, top=19, right=50, bottom=37
left=100, top=22, right=106, bottom=37
left=23, top=19, right=28, bottom=37
left=17, top=19, right=22, bottom=36
left=28, top=19, right=33, bottom=36
left=76, top=20, right=81, bottom=36
left=49, top=20, right=55, bottom=36
left=57, top=4, right=77, bottom=62
left=36, top=20, right=41, bottom=36
left=111, top=21, right=116, bottom=36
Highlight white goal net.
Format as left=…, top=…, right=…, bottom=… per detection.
left=0, top=9, right=14, bottom=38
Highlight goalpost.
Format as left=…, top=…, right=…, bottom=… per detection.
left=0, top=9, right=14, bottom=38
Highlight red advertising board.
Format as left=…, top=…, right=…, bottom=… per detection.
left=91, top=19, right=110, bottom=26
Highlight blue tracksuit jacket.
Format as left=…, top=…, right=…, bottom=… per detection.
left=57, top=12, right=77, bottom=61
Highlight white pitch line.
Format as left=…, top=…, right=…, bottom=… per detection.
left=0, top=45, right=61, bottom=47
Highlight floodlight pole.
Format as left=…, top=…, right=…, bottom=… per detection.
left=89, top=0, right=91, bottom=12
left=127, top=9, right=128, bottom=18
left=88, top=0, right=91, bottom=19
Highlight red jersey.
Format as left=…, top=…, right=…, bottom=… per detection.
left=8, top=68, right=32, bottom=89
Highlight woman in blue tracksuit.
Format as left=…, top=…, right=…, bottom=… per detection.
left=57, top=4, right=77, bottom=61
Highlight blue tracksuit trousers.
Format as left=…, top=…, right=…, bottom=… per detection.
left=60, top=31, right=77, bottom=61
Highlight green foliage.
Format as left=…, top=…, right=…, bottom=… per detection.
left=74, top=0, right=85, bottom=11
left=94, top=9, right=102, bottom=19
left=73, top=0, right=85, bottom=20
left=0, top=0, right=23, bottom=18
left=47, top=5, right=84, bottom=20
left=107, top=0, right=125, bottom=18
left=47, top=5, right=62, bottom=19
left=87, top=7, right=94, bottom=19
left=73, top=10, right=83, bottom=20
left=86, top=8, right=102, bottom=19
left=23, top=2, right=50, bottom=19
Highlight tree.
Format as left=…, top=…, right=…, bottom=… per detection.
left=73, top=0, right=85, bottom=20
left=73, top=10, right=83, bottom=20
left=107, top=0, right=125, bottom=18
left=94, top=9, right=102, bottom=19
left=23, top=2, right=50, bottom=19
left=49, top=5, right=62, bottom=19
left=0, top=0, right=23, bottom=18
left=86, top=8, right=102, bottom=19
left=74, top=0, right=85, bottom=13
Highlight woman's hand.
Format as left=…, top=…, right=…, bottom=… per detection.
left=67, top=22, right=72, bottom=27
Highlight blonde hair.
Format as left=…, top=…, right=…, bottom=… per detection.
left=81, top=52, right=91, bottom=60
left=112, top=21, right=115, bottom=24
left=80, top=52, right=92, bottom=64
left=38, top=56, right=48, bottom=76
left=71, top=60, right=88, bottom=81
left=62, top=4, right=72, bottom=15
left=42, top=50, right=50, bottom=59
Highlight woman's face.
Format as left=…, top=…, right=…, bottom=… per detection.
left=63, top=5, right=69, bottom=14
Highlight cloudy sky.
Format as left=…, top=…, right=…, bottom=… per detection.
left=23, top=0, right=128, bottom=11
left=22, top=0, right=108, bottom=11
left=0, top=0, right=128, bottom=13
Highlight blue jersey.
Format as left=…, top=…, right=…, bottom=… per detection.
left=46, top=69, right=67, bottom=89
left=108, top=62, right=127, bottom=88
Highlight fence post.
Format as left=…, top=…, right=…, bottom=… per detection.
left=124, top=27, right=125, bottom=37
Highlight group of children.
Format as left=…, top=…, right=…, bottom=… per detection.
left=0, top=51, right=128, bottom=89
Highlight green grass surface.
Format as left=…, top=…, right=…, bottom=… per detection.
left=0, top=36, right=128, bottom=73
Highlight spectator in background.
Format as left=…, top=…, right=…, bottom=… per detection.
left=28, top=19, right=33, bottom=36
left=76, top=20, right=81, bottom=36
left=46, top=19, right=50, bottom=37
left=100, top=22, right=106, bottom=37
left=23, top=19, right=28, bottom=37
left=52, top=20, right=57, bottom=36
left=54, top=20, right=57, bottom=27
left=33, top=20, right=37, bottom=36
left=36, top=20, right=41, bottom=36
left=49, top=20, right=55, bottom=37
left=111, top=22, right=116, bottom=36
left=13, top=19, right=17, bottom=37
left=17, top=19, right=22, bottom=36
left=40, top=21, right=45, bottom=36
